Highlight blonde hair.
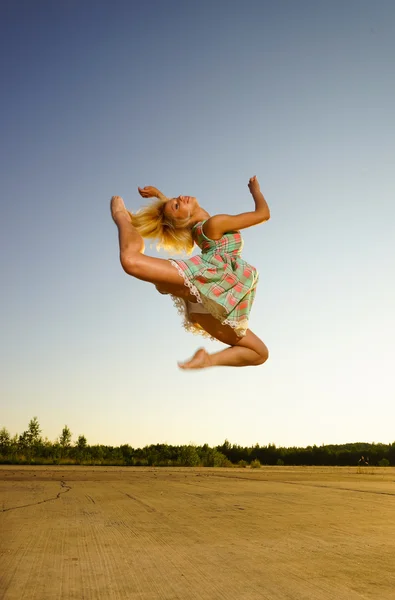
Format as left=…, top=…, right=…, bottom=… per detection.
left=129, top=198, right=195, bottom=255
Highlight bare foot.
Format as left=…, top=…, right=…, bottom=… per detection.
left=178, top=348, right=211, bottom=370
left=111, top=196, right=132, bottom=223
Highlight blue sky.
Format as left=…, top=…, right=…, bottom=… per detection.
left=1, top=0, right=394, bottom=448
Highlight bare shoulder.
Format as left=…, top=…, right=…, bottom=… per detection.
left=203, top=215, right=229, bottom=240
left=204, top=212, right=269, bottom=239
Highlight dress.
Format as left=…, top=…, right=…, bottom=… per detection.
left=168, top=220, right=259, bottom=338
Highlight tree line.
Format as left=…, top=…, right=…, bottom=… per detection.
left=0, top=418, right=393, bottom=467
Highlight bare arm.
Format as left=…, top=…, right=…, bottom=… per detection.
left=204, top=176, right=270, bottom=240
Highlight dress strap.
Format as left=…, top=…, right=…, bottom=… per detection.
left=192, top=221, right=204, bottom=230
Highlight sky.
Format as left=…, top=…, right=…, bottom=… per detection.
left=1, top=0, right=394, bottom=449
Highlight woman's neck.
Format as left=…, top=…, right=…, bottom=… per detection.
left=189, top=207, right=210, bottom=227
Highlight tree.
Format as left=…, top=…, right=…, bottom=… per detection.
left=75, top=434, right=87, bottom=463
left=178, top=445, right=200, bottom=467
left=90, top=445, right=104, bottom=464
left=0, top=427, right=10, bottom=452
left=59, top=425, right=72, bottom=458
left=17, top=417, right=43, bottom=461
left=27, top=417, right=42, bottom=445
left=77, top=434, right=87, bottom=450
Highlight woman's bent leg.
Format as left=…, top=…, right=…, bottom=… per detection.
left=179, top=312, right=269, bottom=369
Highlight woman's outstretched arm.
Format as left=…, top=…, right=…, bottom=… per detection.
left=203, top=176, right=270, bottom=240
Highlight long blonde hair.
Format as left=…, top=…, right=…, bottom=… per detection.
left=129, top=198, right=195, bottom=254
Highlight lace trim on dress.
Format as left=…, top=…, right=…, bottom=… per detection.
left=169, top=260, right=203, bottom=303
left=223, top=318, right=249, bottom=338
left=169, top=259, right=215, bottom=339
left=170, top=296, right=216, bottom=340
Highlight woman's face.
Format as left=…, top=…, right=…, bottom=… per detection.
left=163, top=196, right=198, bottom=222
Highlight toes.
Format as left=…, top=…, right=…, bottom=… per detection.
left=111, top=196, right=131, bottom=222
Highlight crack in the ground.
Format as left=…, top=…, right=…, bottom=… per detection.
left=1, top=480, right=72, bottom=513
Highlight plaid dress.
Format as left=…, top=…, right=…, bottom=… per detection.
left=169, top=220, right=259, bottom=338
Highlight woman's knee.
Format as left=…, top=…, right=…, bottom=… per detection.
left=120, top=251, right=144, bottom=276
left=239, top=332, right=269, bottom=366
left=254, top=345, right=269, bottom=365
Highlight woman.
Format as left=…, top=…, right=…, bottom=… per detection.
left=111, top=176, right=270, bottom=369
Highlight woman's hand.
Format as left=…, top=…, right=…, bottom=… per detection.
left=248, top=175, right=270, bottom=219
left=248, top=176, right=260, bottom=196
left=138, top=186, right=168, bottom=202
left=138, top=186, right=162, bottom=198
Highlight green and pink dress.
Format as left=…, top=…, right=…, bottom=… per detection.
left=169, top=220, right=259, bottom=338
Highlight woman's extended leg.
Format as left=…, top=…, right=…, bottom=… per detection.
left=111, top=196, right=195, bottom=296
left=178, top=312, right=269, bottom=369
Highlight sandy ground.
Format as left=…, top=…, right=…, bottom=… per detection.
left=1, top=466, right=394, bottom=600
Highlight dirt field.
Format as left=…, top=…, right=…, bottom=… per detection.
left=1, top=466, right=394, bottom=599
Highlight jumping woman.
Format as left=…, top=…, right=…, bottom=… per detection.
left=110, top=176, right=270, bottom=370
